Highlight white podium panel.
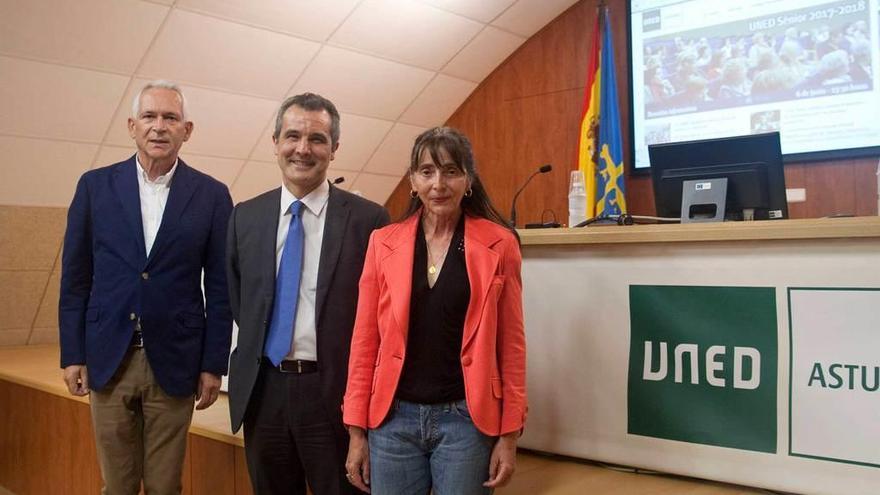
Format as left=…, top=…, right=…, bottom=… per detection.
left=518, top=219, right=880, bottom=495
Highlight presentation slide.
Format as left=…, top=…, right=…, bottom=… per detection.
left=629, top=0, right=880, bottom=168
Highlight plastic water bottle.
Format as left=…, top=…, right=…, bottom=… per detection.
left=568, top=170, right=588, bottom=227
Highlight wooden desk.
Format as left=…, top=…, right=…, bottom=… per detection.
left=518, top=216, right=880, bottom=246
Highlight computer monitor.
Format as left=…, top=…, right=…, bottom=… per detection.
left=648, top=132, right=788, bottom=221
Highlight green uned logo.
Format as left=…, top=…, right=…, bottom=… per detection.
left=628, top=285, right=778, bottom=453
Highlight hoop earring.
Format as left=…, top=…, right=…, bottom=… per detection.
left=410, top=190, right=418, bottom=198
left=465, top=188, right=473, bottom=198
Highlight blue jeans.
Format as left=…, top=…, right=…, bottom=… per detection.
left=369, top=399, right=495, bottom=495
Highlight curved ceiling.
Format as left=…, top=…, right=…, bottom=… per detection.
left=0, top=0, right=578, bottom=207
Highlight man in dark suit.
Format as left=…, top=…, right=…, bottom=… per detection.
left=59, top=80, right=233, bottom=494
left=226, top=93, right=388, bottom=495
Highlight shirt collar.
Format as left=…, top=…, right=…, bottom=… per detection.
left=280, top=179, right=330, bottom=217
left=135, top=155, right=178, bottom=187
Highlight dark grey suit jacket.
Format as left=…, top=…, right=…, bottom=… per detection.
left=226, top=184, right=389, bottom=433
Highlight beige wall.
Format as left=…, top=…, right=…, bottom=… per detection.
left=0, top=205, right=65, bottom=346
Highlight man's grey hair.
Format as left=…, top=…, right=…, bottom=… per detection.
left=131, top=80, right=189, bottom=121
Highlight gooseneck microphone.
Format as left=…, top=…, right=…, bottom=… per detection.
left=509, top=164, right=552, bottom=228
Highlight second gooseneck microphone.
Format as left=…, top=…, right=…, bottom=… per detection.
left=509, top=164, right=552, bottom=228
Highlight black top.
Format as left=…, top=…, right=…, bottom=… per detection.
left=395, top=216, right=470, bottom=404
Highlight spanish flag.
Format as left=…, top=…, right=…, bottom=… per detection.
left=577, top=9, right=627, bottom=217
left=577, top=14, right=601, bottom=218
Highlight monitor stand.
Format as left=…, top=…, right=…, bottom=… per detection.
left=680, top=178, right=727, bottom=223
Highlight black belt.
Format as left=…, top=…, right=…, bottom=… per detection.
left=131, top=318, right=144, bottom=348
left=268, top=359, right=318, bottom=374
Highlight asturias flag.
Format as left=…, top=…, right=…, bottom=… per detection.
left=577, top=9, right=627, bottom=218
left=596, top=10, right=626, bottom=216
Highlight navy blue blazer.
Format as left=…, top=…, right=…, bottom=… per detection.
left=59, top=156, right=234, bottom=397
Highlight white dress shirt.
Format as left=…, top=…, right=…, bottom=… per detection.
left=276, top=180, right=329, bottom=361
left=136, top=156, right=178, bottom=256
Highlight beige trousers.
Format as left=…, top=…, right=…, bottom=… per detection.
left=90, top=348, right=195, bottom=495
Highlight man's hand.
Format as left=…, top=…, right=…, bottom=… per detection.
left=345, top=426, right=371, bottom=493
left=484, top=432, right=518, bottom=488
left=195, top=372, right=221, bottom=410
left=63, top=365, right=89, bottom=396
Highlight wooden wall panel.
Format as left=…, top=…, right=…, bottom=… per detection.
left=234, top=446, right=255, bottom=495
left=624, top=174, right=653, bottom=216
left=383, top=0, right=879, bottom=221
left=500, top=0, right=598, bottom=102
left=189, top=435, right=236, bottom=495
left=802, top=160, right=857, bottom=218
left=497, top=91, right=582, bottom=226
left=0, top=380, right=102, bottom=494
left=783, top=163, right=808, bottom=219
left=384, top=179, right=413, bottom=221
left=0, top=378, right=259, bottom=495
left=182, top=437, right=193, bottom=495
left=853, top=158, right=878, bottom=216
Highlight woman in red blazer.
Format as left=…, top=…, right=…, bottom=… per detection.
left=343, top=127, right=526, bottom=494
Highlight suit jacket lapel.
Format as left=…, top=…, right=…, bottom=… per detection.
left=146, top=160, right=197, bottom=267
left=382, top=215, right=418, bottom=342
left=260, top=188, right=282, bottom=324
left=316, top=186, right=350, bottom=328
left=461, top=216, right=501, bottom=352
left=112, top=157, right=147, bottom=266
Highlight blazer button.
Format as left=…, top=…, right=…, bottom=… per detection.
left=129, top=313, right=137, bottom=321
left=141, top=272, right=149, bottom=280
left=462, top=356, right=473, bottom=366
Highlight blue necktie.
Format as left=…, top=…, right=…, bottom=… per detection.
left=264, top=201, right=304, bottom=366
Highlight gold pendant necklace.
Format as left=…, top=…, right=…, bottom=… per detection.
left=426, top=238, right=450, bottom=277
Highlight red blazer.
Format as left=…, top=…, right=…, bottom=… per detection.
left=343, top=214, right=527, bottom=436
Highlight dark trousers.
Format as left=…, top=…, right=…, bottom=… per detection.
left=243, top=364, right=359, bottom=495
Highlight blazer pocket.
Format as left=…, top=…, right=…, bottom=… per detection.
left=491, top=378, right=503, bottom=399
left=369, top=349, right=382, bottom=394
left=483, top=276, right=505, bottom=310
left=85, top=307, right=101, bottom=322
left=178, top=312, right=206, bottom=329
left=489, top=276, right=505, bottom=298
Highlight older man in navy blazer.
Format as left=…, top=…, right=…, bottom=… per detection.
left=59, top=80, right=233, bottom=494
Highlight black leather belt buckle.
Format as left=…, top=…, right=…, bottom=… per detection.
left=277, top=360, right=317, bottom=374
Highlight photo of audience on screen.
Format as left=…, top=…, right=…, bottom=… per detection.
left=751, top=110, right=782, bottom=133
left=642, top=4, right=874, bottom=117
